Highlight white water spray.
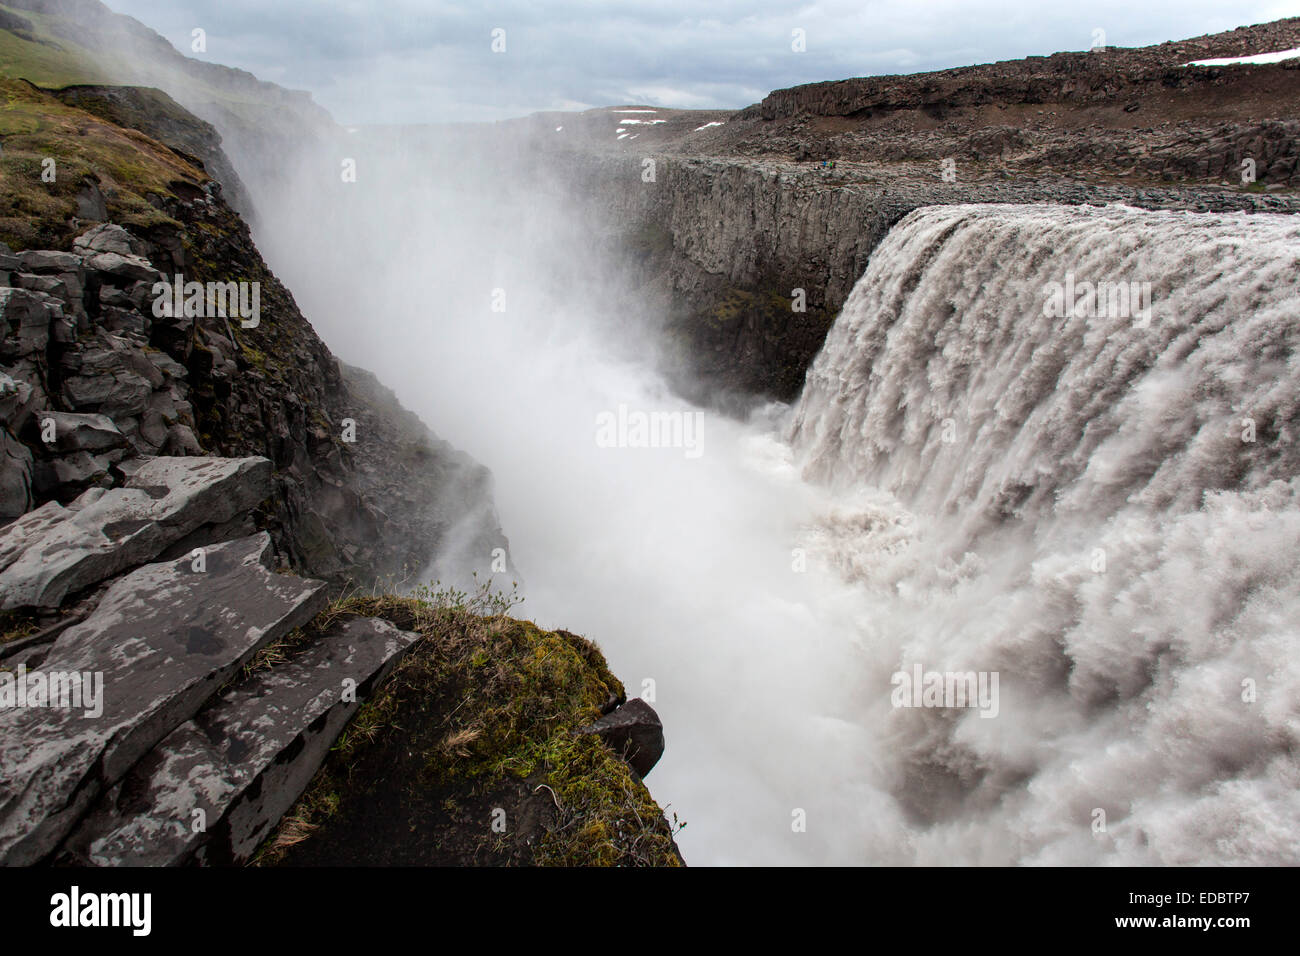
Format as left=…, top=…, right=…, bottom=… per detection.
left=789, top=203, right=1300, bottom=864
left=247, top=118, right=1300, bottom=868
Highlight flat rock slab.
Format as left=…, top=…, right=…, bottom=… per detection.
left=64, top=616, right=420, bottom=866
left=0, top=455, right=272, bottom=609
left=577, top=697, right=665, bottom=778
left=0, top=533, right=328, bottom=866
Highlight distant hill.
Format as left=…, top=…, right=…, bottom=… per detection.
left=0, top=0, right=340, bottom=212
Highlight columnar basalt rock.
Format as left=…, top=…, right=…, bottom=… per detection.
left=0, top=455, right=274, bottom=609
left=63, top=615, right=421, bottom=867
left=0, top=533, right=329, bottom=866
left=0, top=211, right=511, bottom=586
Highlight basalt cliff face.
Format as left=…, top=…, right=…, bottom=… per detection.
left=0, top=78, right=506, bottom=585
left=510, top=18, right=1300, bottom=406
left=0, top=8, right=679, bottom=867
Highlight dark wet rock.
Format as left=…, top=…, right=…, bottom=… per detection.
left=75, top=180, right=108, bottom=221
left=0, top=455, right=273, bottom=609
left=0, top=533, right=329, bottom=866
left=64, top=616, right=419, bottom=866
left=85, top=251, right=160, bottom=284
left=0, top=287, right=55, bottom=359
left=32, top=411, right=126, bottom=454
left=60, top=350, right=155, bottom=421
left=33, top=450, right=112, bottom=500
left=161, top=423, right=202, bottom=456
left=17, top=251, right=81, bottom=274
left=577, top=697, right=665, bottom=778
left=0, top=429, right=33, bottom=519
left=0, top=370, right=34, bottom=429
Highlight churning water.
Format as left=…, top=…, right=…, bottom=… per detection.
left=255, top=134, right=1300, bottom=866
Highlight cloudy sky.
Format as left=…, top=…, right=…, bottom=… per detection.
left=105, top=0, right=1300, bottom=123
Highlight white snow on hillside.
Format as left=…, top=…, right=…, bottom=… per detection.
left=1185, top=46, right=1300, bottom=66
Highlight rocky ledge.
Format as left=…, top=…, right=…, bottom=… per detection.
left=0, top=471, right=677, bottom=865
left=0, top=75, right=679, bottom=867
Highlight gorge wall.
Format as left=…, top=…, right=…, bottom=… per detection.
left=0, top=10, right=680, bottom=866
left=510, top=18, right=1300, bottom=407
left=0, top=79, right=507, bottom=586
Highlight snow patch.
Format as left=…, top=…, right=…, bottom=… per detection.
left=1184, top=46, right=1300, bottom=66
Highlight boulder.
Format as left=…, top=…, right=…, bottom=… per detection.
left=0, top=370, right=34, bottom=429
left=64, top=616, right=420, bottom=866
left=60, top=342, right=161, bottom=419
left=0, top=288, right=55, bottom=359
left=161, top=424, right=203, bottom=455
left=34, top=451, right=112, bottom=500
left=576, top=697, right=665, bottom=777
left=0, top=533, right=329, bottom=865
left=17, top=250, right=82, bottom=274
left=74, top=224, right=138, bottom=258
left=75, top=180, right=108, bottom=222
left=86, top=252, right=160, bottom=284
left=0, top=456, right=273, bottom=609
left=31, top=411, right=127, bottom=454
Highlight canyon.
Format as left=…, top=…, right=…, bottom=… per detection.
left=1, top=0, right=1298, bottom=866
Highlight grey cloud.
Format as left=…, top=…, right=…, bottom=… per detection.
left=106, top=0, right=1300, bottom=122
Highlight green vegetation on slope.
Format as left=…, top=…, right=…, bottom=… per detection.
left=0, top=4, right=106, bottom=88
left=259, top=582, right=683, bottom=867
left=0, top=77, right=205, bottom=248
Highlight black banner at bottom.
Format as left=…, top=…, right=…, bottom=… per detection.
left=0, top=865, right=1286, bottom=943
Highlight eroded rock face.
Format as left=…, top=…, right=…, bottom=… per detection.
left=1, top=213, right=511, bottom=587
left=63, top=615, right=419, bottom=866
left=560, top=153, right=1300, bottom=404
left=0, top=533, right=329, bottom=866
left=0, top=455, right=273, bottom=609
left=31, top=411, right=126, bottom=454
left=0, top=429, right=32, bottom=518
left=578, top=697, right=665, bottom=778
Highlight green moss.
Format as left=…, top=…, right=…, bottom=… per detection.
left=257, top=582, right=682, bottom=867
left=534, top=732, right=685, bottom=866
left=0, top=78, right=201, bottom=249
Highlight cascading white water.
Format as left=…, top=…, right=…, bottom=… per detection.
left=788, top=203, right=1300, bottom=864
left=244, top=117, right=1300, bottom=864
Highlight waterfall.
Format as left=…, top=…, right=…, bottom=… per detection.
left=786, top=203, right=1300, bottom=864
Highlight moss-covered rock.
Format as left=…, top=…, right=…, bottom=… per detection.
left=258, top=588, right=684, bottom=867
left=0, top=77, right=201, bottom=250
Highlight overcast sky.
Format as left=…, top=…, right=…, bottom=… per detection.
left=105, top=0, right=1300, bottom=124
